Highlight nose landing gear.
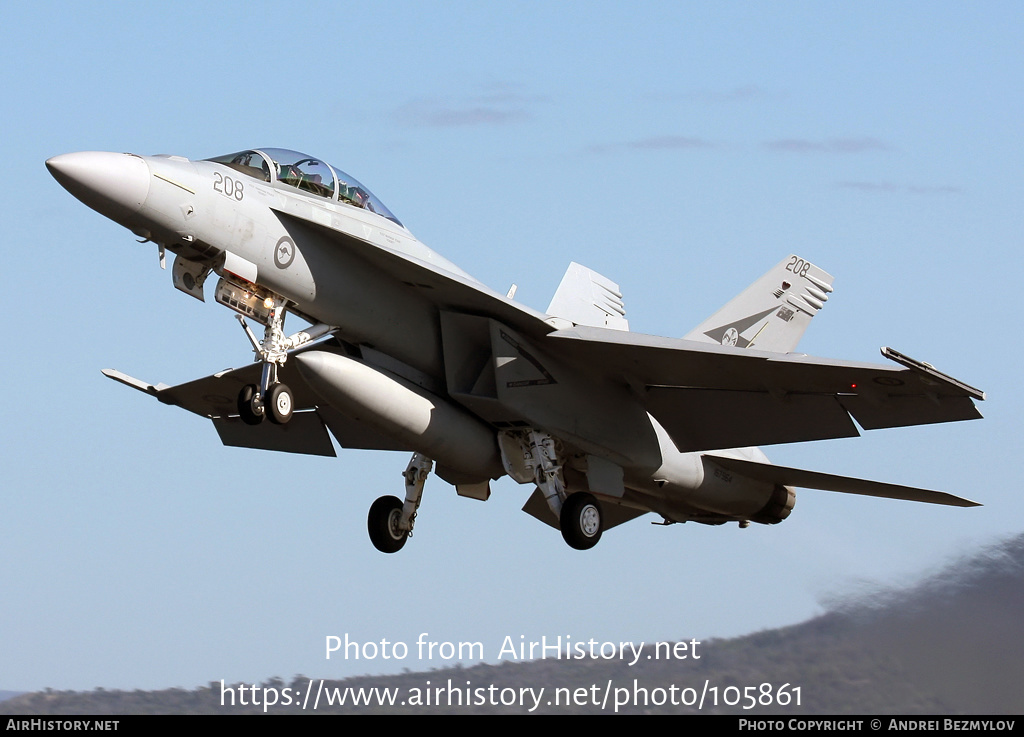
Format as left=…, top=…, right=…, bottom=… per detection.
left=231, top=295, right=331, bottom=426
left=237, top=384, right=265, bottom=425
left=237, top=381, right=294, bottom=425
left=266, top=382, right=294, bottom=424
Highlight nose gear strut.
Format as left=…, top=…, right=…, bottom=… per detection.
left=233, top=297, right=334, bottom=426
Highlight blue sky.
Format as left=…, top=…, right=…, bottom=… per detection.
left=2, top=1, right=1021, bottom=692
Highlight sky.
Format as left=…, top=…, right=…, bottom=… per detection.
left=1, top=1, right=1021, bottom=694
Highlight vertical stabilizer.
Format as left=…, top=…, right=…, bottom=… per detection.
left=684, top=255, right=833, bottom=353
left=547, top=262, right=629, bottom=331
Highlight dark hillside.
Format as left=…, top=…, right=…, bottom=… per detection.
left=4, top=533, right=1022, bottom=714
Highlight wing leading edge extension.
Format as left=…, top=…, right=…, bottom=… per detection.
left=547, top=326, right=984, bottom=453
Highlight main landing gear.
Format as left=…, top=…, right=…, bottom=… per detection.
left=368, top=454, right=432, bottom=553
left=560, top=491, right=603, bottom=550
left=367, top=496, right=407, bottom=554
left=363, top=435, right=608, bottom=553
left=498, top=429, right=606, bottom=550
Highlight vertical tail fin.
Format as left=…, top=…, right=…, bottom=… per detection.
left=683, top=255, right=833, bottom=353
left=546, top=262, right=629, bottom=331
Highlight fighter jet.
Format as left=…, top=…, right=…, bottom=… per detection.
left=46, top=148, right=984, bottom=552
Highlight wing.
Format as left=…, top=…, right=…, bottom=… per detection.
left=548, top=326, right=984, bottom=452
left=103, top=341, right=412, bottom=456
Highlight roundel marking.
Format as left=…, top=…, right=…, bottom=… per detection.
left=274, top=236, right=296, bottom=269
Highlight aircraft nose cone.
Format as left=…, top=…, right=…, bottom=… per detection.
left=46, top=151, right=150, bottom=223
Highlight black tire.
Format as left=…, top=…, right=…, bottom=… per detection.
left=368, top=495, right=408, bottom=553
left=267, top=383, right=294, bottom=425
left=237, top=384, right=264, bottom=426
left=560, top=492, right=603, bottom=550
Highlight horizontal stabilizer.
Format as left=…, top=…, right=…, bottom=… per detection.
left=710, top=455, right=980, bottom=507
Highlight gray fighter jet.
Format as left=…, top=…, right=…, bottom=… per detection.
left=46, top=148, right=985, bottom=552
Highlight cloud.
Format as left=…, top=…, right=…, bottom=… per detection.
left=395, top=86, right=545, bottom=128
left=396, top=100, right=528, bottom=127
left=836, top=181, right=962, bottom=194
left=645, top=85, right=780, bottom=105
left=587, top=136, right=715, bottom=154
left=765, top=137, right=891, bottom=153
left=684, top=84, right=768, bottom=103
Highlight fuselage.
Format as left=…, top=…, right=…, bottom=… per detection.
left=47, top=149, right=794, bottom=528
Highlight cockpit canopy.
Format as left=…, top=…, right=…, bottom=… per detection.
left=205, top=148, right=403, bottom=227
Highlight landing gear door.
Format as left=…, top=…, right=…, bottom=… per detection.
left=172, top=255, right=211, bottom=303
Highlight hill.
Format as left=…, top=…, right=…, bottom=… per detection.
left=4, top=533, right=1022, bottom=714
